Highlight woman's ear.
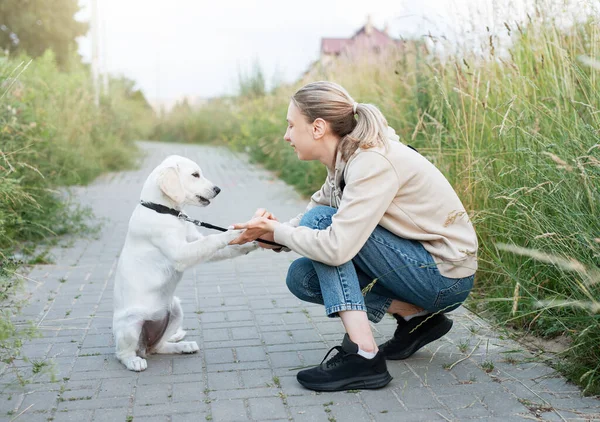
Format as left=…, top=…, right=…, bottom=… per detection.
left=312, top=118, right=327, bottom=140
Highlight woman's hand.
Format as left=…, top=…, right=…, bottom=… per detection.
left=252, top=231, right=280, bottom=250
left=228, top=208, right=280, bottom=246
left=253, top=208, right=278, bottom=221
left=228, top=217, right=279, bottom=245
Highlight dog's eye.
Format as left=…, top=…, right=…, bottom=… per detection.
left=192, top=172, right=200, bottom=178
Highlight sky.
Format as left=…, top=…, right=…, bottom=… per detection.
left=75, top=0, right=592, bottom=106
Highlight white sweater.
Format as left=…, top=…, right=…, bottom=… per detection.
left=274, top=127, right=478, bottom=279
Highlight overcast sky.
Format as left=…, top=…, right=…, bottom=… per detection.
left=75, top=0, right=592, bottom=104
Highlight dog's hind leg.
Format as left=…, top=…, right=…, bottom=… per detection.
left=114, top=316, right=147, bottom=371
left=153, top=297, right=199, bottom=354
left=169, top=328, right=186, bottom=342
left=155, top=340, right=199, bottom=354
left=168, top=296, right=186, bottom=342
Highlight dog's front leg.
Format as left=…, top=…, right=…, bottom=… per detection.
left=185, top=223, right=202, bottom=243
left=206, top=242, right=259, bottom=262
left=157, top=230, right=242, bottom=271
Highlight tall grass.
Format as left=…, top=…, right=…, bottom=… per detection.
left=0, top=51, right=154, bottom=253
left=0, top=50, right=154, bottom=382
left=154, top=8, right=599, bottom=393
left=153, top=97, right=240, bottom=145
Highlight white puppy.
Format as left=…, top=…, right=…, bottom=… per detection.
left=113, top=155, right=256, bottom=371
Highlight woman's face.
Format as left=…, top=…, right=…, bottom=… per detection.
left=284, top=101, right=318, bottom=161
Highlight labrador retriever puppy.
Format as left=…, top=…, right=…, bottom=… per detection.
left=113, top=155, right=256, bottom=371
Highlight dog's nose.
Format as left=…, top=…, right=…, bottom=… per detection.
left=213, top=186, right=221, bottom=195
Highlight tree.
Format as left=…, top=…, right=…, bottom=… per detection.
left=0, top=0, right=88, bottom=68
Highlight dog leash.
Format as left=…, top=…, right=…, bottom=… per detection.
left=139, top=201, right=285, bottom=248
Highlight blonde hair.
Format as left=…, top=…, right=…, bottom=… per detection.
left=291, top=81, right=389, bottom=161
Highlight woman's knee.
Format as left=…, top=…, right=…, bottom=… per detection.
left=299, top=206, right=336, bottom=229
left=286, top=258, right=317, bottom=299
left=432, top=275, right=474, bottom=313
left=286, top=258, right=326, bottom=306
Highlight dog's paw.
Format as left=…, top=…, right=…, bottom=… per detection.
left=223, top=229, right=243, bottom=242
left=125, top=356, right=147, bottom=372
left=179, top=341, right=199, bottom=354
left=243, top=241, right=260, bottom=254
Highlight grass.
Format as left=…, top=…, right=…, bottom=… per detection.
left=31, top=360, right=49, bottom=374
left=481, top=360, right=495, bottom=373
left=458, top=339, right=470, bottom=353
left=58, top=396, right=92, bottom=402
left=153, top=1, right=599, bottom=394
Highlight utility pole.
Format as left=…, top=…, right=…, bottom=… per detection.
left=91, top=0, right=100, bottom=106
left=101, top=3, right=109, bottom=95
left=156, top=48, right=160, bottom=109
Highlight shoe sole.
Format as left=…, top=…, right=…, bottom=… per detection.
left=385, top=317, right=453, bottom=360
left=297, top=371, right=393, bottom=392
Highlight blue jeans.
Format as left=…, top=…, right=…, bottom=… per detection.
left=286, top=206, right=474, bottom=323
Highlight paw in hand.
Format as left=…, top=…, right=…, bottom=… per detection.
left=224, top=229, right=244, bottom=243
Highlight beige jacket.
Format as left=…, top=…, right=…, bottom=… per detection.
left=274, top=127, right=478, bottom=279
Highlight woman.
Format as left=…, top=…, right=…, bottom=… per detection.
left=230, top=81, right=478, bottom=392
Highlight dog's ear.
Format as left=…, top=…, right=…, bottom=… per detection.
left=158, top=166, right=186, bottom=204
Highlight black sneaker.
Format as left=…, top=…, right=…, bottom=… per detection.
left=296, top=334, right=392, bottom=392
left=379, top=313, right=453, bottom=360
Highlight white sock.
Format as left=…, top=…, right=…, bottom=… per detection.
left=403, top=310, right=430, bottom=322
left=357, top=348, right=377, bottom=359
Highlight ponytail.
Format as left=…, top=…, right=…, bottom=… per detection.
left=292, top=81, right=389, bottom=160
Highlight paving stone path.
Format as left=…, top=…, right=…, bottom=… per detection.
left=1, top=141, right=599, bottom=421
